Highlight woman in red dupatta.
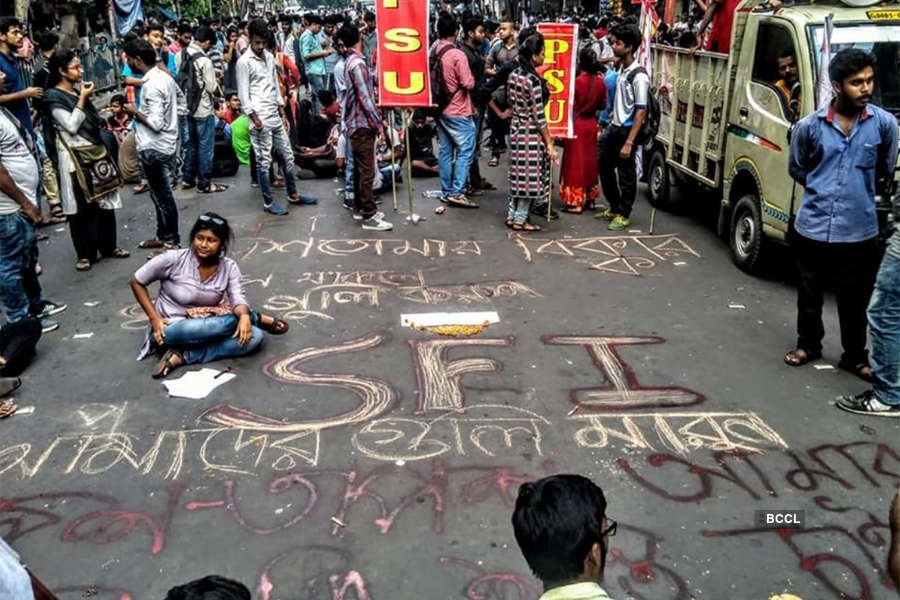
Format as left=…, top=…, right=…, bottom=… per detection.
left=559, top=48, right=607, bottom=213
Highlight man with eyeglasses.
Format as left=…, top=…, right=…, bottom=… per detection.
left=512, top=474, right=616, bottom=600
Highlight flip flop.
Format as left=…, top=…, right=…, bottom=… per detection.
left=152, top=349, right=184, bottom=379
left=198, top=184, right=229, bottom=193
left=138, top=238, right=164, bottom=249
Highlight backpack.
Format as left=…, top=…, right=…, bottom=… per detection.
left=625, top=66, right=660, bottom=145
left=175, top=49, right=203, bottom=116
left=427, top=44, right=456, bottom=118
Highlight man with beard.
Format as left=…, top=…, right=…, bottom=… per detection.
left=459, top=15, right=494, bottom=198
left=0, top=18, right=42, bottom=139
left=786, top=49, right=898, bottom=387
left=511, top=475, right=616, bottom=600
left=774, top=51, right=801, bottom=119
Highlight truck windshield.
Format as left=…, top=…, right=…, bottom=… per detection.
left=811, top=24, right=900, bottom=115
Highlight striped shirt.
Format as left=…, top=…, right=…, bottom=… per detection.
left=342, top=50, right=382, bottom=135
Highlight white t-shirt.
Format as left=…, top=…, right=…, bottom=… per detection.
left=0, top=109, right=39, bottom=215
left=612, top=61, right=650, bottom=128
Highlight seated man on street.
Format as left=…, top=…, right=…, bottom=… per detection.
left=512, top=474, right=617, bottom=600
left=409, top=111, right=439, bottom=176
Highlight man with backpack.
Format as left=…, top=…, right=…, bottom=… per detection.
left=597, top=24, right=648, bottom=231
left=180, top=26, right=227, bottom=194
left=432, top=12, right=478, bottom=209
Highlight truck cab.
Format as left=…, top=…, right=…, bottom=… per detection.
left=647, top=1, right=900, bottom=272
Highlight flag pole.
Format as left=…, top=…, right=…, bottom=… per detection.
left=388, top=109, right=398, bottom=212
left=403, top=109, right=416, bottom=222
left=547, top=152, right=553, bottom=222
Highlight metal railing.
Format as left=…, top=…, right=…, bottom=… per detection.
left=79, top=43, right=121, bottom=92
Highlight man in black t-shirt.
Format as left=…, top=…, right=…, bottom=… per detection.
left=409, top=112, right=439, bottom=176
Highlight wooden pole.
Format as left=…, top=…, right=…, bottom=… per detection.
left=546, top=152, right=553, bottom=222
left=649, top=207, right=657, bottom=234
left=388, top=110, right=398, bottom=212
left=404, top=109, right=415, bottom=219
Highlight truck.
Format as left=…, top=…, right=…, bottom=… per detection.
left=645, top=0, right=900, bottom=272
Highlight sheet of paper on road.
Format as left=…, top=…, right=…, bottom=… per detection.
left=162, top=368, right=236, bottom=400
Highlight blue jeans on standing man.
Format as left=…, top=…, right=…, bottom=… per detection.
left=182, top=115, right=215, bottom=190
left=250, top=121, right=298, bottom=209
left=308, top=73, right=327, bottom=116
left=868, top=231, right=900, bottom=405
left=436, top=115, right=476, bottom=198
left=0, top=212, right=45, bottom=323
left=139, top=150, right=181, bottom=245
left=162, top=312, right=264, bottom=365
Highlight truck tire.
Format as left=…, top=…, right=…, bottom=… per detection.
left=647, top=148, right=671, bottom=209
left=729, top=194, right=765, bottom=273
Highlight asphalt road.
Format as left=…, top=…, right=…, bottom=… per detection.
left=1, top=155, right=896, bottom=600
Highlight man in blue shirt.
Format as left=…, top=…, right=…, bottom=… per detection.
left=786, top=49, right=899, bottom=381
left=0, top=17, right=42, bottom=139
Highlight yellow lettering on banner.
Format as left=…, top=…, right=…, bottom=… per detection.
left=544, top=69, right=565, bottom=94
left=384, top=72, right=426, bottom=95
left=384, top=28, right=422, bottom=52
left=382, top=0, right=402, bottom=7
left=544, top=39, right=569, bottom=64
left=546, top=99, right=565, bottom=124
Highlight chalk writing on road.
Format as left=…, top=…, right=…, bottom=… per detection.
left=262, top=270, right=542, bottom=321
left=237, top=236, right=483, bottom=261
left=512, top=232, right=700, bottom=275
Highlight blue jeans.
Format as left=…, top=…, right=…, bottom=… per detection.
left=183, top=115, right=215, bottom=190
left=869, top=232, right=900, bottom=405
left=249, top=121, right=298, bottom=207
left=139, top=150, right=180, bottom=245
left=0, top=213, right=44, bottom=322
left=163, top=313, right=264, bottom=365
left=436, top=115, right=477, bottom=197
left=344, top=144, right=355, bottom=201
left=308, top=73, right=326, bottom=115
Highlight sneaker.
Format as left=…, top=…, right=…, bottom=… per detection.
left=595, top=208, right=617, bottom=221
left=836, top=389, right=900, bottom=417
left=354, top=211, right=384, bottom=221
left=343, top=201, right=355, bottom=212
left=361, top=215, right=393, bottom=231
left=607, top=215, right=631, bottom=231
left=251, top=181, right=259, bottom=188
left=289, top=194, right=318, bottom=205
left=263, top=202, right=289, bottom=215
left=36, top=300, right=67, bottom=319
left=41, top=318, right=59, bottom=333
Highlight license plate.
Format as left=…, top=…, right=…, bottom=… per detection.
left=867, top=9, right=900, bottom=20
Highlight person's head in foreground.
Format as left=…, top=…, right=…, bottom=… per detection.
left=165, top=575, right=250, bottom=600
left=512, top=475, right=616, bottom=596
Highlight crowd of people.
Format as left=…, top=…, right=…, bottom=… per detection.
left=0, top=0, right=897, bottom=404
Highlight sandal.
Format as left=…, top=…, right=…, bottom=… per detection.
left=258, top=314, right=289, bottom=335
left=75, top=258, right=92, bottom=271
left=111, top=247, right=131, bottom=258
left=152, top=349, right=184, bottom=379
left=138, top=238, right=164, bottom=249
left=446, top=196, right=480, bottom=209
left=146, top=243, right=180, bottom=260
left=488, top=156, right=500, bottom=167
left=838, top=359, right=876, bottom=383
left=505, top=219, right=514, bottom=229
left=563, top=206, right=584, bottom=214
left=0, top=398, right=17, bottom=419
left=133, top=182, right=149, bottom=194
left=198, top=183, right=229, bottom=193
left=512, top=222, right=542, bottom=232
left=784, top=348, right=822, bottom=367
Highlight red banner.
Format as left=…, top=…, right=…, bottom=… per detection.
left=536, top=23, right=578, bottom=138
left=376, top=0, right=431, bottom=107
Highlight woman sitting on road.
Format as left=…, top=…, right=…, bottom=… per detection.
left=130, top=212, right=289, bottom=378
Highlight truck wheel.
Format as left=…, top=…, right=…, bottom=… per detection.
left=647, top=148, right=671, bottom=209
left=729, top=194, right=765, bottom=273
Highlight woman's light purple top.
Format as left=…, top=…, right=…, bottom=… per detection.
left=133, top=248, right=249, bottom=360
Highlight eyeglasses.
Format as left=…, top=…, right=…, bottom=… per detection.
left=601, top=518, right=617, bottom=538
left=198, top=214, right=225, bottom=225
